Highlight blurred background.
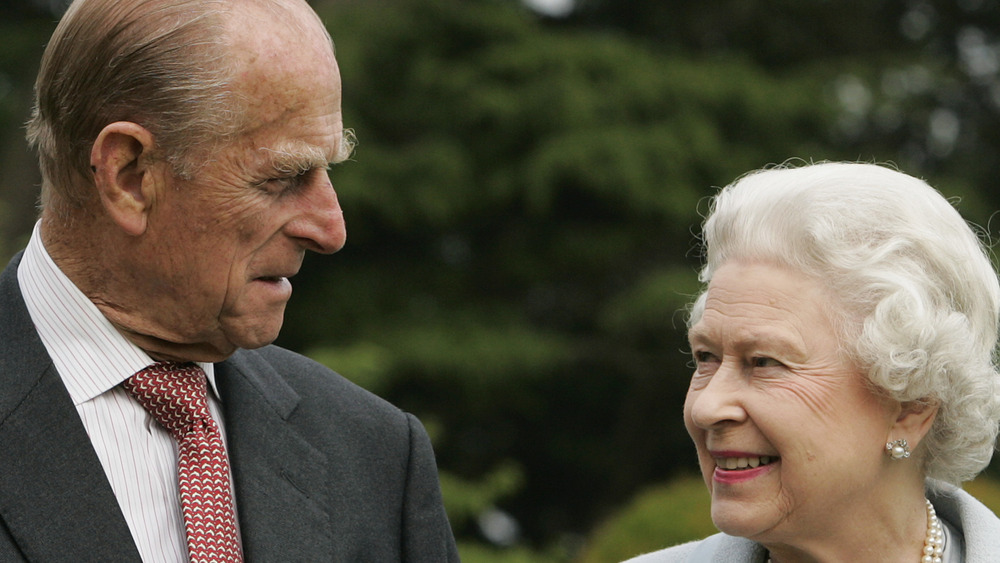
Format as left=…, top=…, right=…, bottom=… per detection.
left=4, top=0, right=1000, bottom=561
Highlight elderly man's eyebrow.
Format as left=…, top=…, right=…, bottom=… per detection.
left=260, top=144, right=335, bottom=175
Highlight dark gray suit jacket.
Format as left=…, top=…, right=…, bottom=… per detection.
left=0, top=254, right=460, bottom=562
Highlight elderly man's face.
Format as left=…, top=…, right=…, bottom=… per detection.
left=683, top=262, right=901, bottom=547
left=128, top=7, right=347, bottom=360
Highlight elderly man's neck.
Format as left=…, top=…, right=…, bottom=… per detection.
left=38, top=208, right=237, bottom=364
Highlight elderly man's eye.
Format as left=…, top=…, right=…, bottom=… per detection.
left=259, top=169, right=311, bottom=193
left=752, top=357, right=783, bottom=368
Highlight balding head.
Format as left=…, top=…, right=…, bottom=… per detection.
left=26, top=0, right=336, bottom=218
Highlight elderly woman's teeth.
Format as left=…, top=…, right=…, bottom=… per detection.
left=716, top=456, right=773, bottom=470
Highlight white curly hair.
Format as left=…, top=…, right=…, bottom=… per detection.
left=689, top=161, right=1000, bottom=485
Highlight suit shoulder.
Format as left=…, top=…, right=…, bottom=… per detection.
left=231, top=345, right=408, bottom=423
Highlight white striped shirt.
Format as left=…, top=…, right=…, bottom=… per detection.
left=17, top=221, right=241, bottom=563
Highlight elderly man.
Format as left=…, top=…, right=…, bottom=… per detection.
left=0, top=0, right=459, bottom=561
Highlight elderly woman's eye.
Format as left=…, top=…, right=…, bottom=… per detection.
left=694, top=351, right=718, bottom=364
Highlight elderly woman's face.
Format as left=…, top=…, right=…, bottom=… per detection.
left=684, top=262, right=898, bottom=543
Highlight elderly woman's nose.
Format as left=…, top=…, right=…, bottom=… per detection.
left=690, top=368, right=747, bottom=428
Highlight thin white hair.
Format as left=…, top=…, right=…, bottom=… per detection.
left=689, top=161, right=1000, bottom=485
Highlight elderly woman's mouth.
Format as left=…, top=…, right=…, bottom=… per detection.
left=714, top=456, right=778, bottom=470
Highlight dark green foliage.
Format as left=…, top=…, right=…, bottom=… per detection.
left=292, top=0, right=855, bottom=552
left=578, top=474, right=716, bottom=562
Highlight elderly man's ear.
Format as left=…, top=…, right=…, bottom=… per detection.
left=90, top=121, right=163, bottom=236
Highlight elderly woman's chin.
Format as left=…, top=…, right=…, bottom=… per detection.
left=699, top=455, right=802, bottom=547
left=709, top=495, right=782, bottom=541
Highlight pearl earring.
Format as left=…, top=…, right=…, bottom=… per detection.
left=886, top=439, right=911, bottom=460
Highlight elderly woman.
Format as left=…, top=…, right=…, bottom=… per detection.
left=627, top=162, right=1000, bottom=562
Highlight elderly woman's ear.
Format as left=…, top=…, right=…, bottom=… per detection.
left=889, top=399, right=940, bottom=454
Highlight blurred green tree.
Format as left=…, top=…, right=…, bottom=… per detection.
left=295, top=0, right=848, bottom=555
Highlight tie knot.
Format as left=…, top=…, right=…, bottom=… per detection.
left=124, top=362, right=211, bottom=438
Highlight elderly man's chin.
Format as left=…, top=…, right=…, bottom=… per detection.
left=220, top=307, right=288, bottom=351
left=215, top=281, right=296, bottom=348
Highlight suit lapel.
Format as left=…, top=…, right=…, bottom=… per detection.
left=0, top=254, right=140, bottom=561
left=216, top=351, right=333, bottom=561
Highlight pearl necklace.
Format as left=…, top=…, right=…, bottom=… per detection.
left=922, top=498, right=945, bottom=563
left=765, top=498, right=944, bottom=563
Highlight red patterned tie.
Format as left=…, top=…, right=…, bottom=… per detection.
left=124, top=363, right=243, bottom=563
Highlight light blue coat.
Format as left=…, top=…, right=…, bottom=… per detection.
left=623, top=482, right=1000, bottom=562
